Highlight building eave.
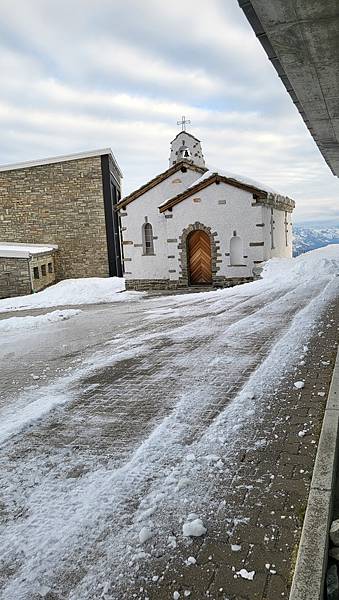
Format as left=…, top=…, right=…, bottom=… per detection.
left=159, top=173, right=268, bottom=213
left=0, top=148, right=123, bottom=178
left=238, top=0, right=339, bottom=177
left=117, top=160, right=207, bottom=210
left=170, top=131, right=201, bottom=144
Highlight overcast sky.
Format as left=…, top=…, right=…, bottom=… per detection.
left=1, top=0, right=338, bottom=222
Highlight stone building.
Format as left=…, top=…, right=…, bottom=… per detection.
left=0, top=149, right=123, bottom=295
left=0, top=242, right=58, bottom=298
left=117, top=130, right=295, bottom=290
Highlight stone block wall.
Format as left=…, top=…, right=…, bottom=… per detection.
left=125, top=277, right=253, bottom=291
left=0, top=257, right=31, bottom=298
left=0, top=156, right=109, bottom=280
left=30, top=252, right=57, bottom=292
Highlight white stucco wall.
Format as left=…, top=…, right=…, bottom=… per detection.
left=120, top=168, right=201, bottom=280
left=164, top=182, right=263, bottom=280
left=121, top=177, right=293, bottom=283
left=262, top=205, right=293, bottom=260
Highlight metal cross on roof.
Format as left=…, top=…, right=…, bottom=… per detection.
left=177, top=116, right=191, bottom=131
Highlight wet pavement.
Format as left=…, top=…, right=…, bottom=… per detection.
left=0, top=277, right=338, bottom=600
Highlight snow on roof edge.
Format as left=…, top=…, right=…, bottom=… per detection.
left=196, top=165, right=279, bottom=195
left=158, top=165, right=294, bottom=210
left=0, top=242, right=58, bottom=259
left=0, top=148, right=123, bottom=177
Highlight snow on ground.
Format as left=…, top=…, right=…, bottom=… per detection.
left=0, top=309, right=81, bottom=333
left=0, top=277, right=143, bottom=313
left=0, top=246, right=339, bottom=599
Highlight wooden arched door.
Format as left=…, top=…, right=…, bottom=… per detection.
left=188, top=230, right=212, bottom=285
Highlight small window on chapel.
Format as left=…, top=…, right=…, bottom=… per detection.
left=48, top=262, right=53, bottom=273
left=33, top=267, right=39, bottom=279
left=41, top=264, right=46, bottom=276
left=143, top=222, right=154, bottom=255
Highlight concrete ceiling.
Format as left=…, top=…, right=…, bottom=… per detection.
left=239, top=0, right=339, bottom=177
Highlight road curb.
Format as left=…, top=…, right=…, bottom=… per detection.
left=289, top=347, right=339, bottom=600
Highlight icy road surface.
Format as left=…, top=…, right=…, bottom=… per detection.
left=1, top=248, right=339, bottom=600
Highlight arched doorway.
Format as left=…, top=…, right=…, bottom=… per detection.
left=187, top=230, right=212, bottom=285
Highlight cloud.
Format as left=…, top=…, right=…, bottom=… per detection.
left=0, top=0, right=338, bottom=222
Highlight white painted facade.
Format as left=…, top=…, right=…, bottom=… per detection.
left=118, top=132, right=294, bottom=289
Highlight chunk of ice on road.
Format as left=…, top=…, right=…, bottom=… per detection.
left=182, top=518, right=206, bottom=537
left=37, top=585, right=51, bottom=598
left=294, top=381, right=305, bottom=389
left=173, top=592, right=180, bottom=600
left=204, top=454, right=220, bottom=463
left=298, top=430, right=307, bottom=438
left=167, top=535, right=177, bottom=548
left=177, top=477, right=190, bottom=490
left=231, top=544, right=241, bottom=552
left=185, top=556, right=196, bottom=565
left=186, top=453, right=195, bottom=462
left=236, top=568, right=255, bottom=580
left=186, top=512, right=200, bottom=521
left=139, top=526, right=153, bottom=544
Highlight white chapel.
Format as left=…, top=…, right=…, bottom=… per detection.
left=117, top=121, right=295, bottom=290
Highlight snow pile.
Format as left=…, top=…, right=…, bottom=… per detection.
left=0, top=277, right=143, bottom=313
left=261, top=244, right=339, bottom=284
left=0, top=309, right=81, bottom=333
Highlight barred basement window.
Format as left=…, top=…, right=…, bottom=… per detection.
left=41, top=264, right=46, bottom=276
left=142, top=222, right=154, bottom=255
left=33, top=267, right=39, bottom=279
left=48, top=262, right=53, bottom=273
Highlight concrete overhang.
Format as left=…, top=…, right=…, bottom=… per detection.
left=239, top=0, right=339, bottom=177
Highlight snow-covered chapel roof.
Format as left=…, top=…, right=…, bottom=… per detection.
left=195, top=166, right=279, bottom=194
left=117, top=160, right=206, bottom=209
left=159, top=168, right=295, bottom=213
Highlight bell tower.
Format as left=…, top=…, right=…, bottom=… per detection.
left=169, top=117, right=205, bottom=168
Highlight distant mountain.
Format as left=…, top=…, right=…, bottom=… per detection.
left=293, top=224, right=339, bottom=257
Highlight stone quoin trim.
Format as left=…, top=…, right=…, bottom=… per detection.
left=178, top=222, right=221, bottom=286
left=252, top=194, right=295, bottom=212
left=249, top=242, right=265, bottom=247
